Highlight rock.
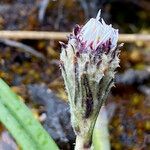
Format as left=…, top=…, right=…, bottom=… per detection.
left=115, top=69, right=150, bottom=85
left=0, top=131, right=17, bottom=150
left=28, top=84, right=75, bottom=150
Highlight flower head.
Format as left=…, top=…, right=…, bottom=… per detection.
left=74, top=10, right=118, bottom=54
left=60, top=10, right=123, bottom=149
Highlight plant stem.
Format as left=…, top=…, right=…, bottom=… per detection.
left=75, top=135, right=92, bottom=150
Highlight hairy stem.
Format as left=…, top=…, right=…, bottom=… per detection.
left=75, top=135, right=92, bottom=150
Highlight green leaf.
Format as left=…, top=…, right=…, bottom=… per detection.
left=0, top=78, right=59, bottom=150
left=0, top=102, right=37, bottom=150
left=92, top=107, right=110, bottom=150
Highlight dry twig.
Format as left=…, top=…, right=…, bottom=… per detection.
left=0, top=39, right=45, bottom=59
left=38, top=0, right=50, bottom=23
left=0, top=31, right=150, bottom=42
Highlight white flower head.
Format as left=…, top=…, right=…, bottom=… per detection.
left=74, top=10, right=119, bottom=54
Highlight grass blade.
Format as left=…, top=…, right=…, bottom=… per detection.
left=0, top=78, right=59, bottom=150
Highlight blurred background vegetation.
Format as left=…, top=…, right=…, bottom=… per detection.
left=0, top=0, right=150, bottom=150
